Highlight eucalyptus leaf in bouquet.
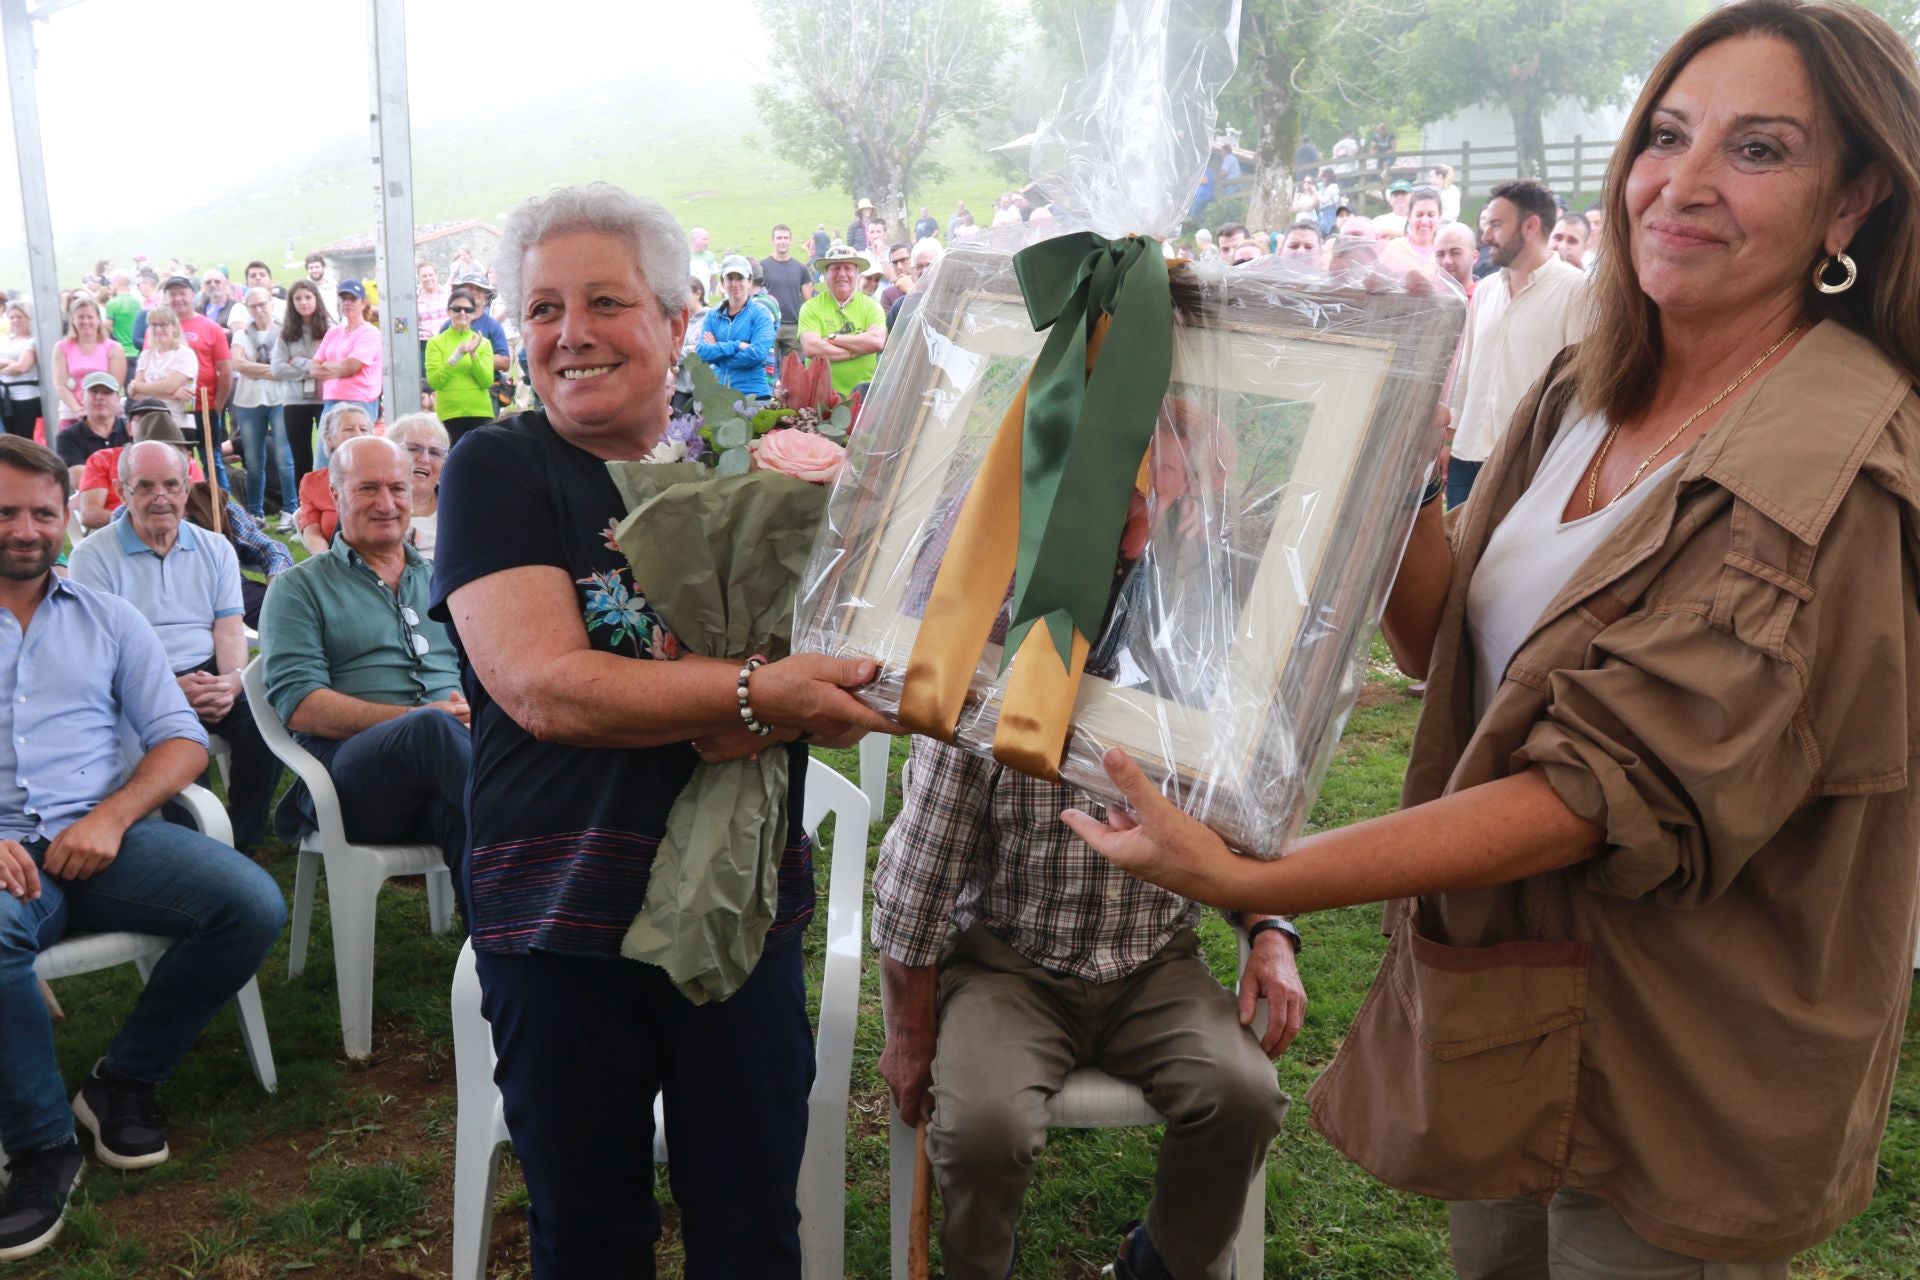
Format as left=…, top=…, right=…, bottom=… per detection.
left=606, top=459, right=832, bottom=1004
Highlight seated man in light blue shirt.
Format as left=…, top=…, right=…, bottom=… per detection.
left=0, top=438, right=286, bottom=1263
left=257, top=436, right=469, bottom=887
left=66, top=441, right=283, bottom=852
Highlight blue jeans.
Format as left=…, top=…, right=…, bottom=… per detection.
left=314, top=398, right=382, bottom=470
left=0, top=817, right=287, bottom=1155
left=1447, top=457, right=1485, bottom=511
left=476, top=934, right=812, bottom=1277
left=231, top=404, right=294, bottom=519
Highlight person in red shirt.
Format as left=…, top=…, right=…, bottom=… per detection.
left=160, top=275, right=233, bottom=480
left=73, top=411, right=206, bottom=532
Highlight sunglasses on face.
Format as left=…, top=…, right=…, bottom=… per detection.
left=446, top=304, right=475, bottom=314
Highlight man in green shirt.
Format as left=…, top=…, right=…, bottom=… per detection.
left=103, top=271, right=142, bottom=365
left=257, top=435, right=470, bottom=875
left=797, top=244, right=888, bottom=398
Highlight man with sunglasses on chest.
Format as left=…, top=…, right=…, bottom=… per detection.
left=257, top=436, right=470, bottom=888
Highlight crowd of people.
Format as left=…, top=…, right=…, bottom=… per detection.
left=0, top=1, right=1918, bottom=1278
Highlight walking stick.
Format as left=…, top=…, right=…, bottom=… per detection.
left=909, top=1118, right=933, bottom=1280
left=906, top=959, right=936, bottom=1280
left=197, top=388, right=223, bottom=535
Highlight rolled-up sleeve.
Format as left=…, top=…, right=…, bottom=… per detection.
left=258, top=568, right=331, bottom=726
left=1513, top=607, right=1811, bottom=908
left=871, top=739, right=988, bottom=967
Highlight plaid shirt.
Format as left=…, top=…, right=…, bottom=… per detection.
left=223, top=501, right=293, bottom=578
left=873, top=737, right=1200, bottom=982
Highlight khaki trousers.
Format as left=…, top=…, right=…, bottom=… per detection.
left=926, top=923, right=1289, bottom=1280
left=1451, top=1191, right=1793, bottom=1279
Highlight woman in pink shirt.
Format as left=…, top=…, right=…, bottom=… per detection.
left=52, top=293, right=126, bottom=423
left=310, top=278, right=383, bottom=464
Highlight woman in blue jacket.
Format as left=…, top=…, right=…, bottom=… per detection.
left=696, top=255, right=775, bottom=397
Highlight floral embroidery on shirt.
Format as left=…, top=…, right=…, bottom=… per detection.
left=576, top=567, right=678, bottom=659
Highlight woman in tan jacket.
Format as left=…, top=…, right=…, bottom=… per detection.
left=1068, top=3, right=1920, bottom=1275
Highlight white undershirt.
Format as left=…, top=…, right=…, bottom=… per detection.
left=1466, top=412, right=1680, bottom=720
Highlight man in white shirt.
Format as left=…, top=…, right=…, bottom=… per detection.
left=1443, top=179, right=1589, bottom=508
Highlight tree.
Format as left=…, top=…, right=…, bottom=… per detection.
left=1231, top=0, right=1420, bottom=229
left=1025, top=0, right=1416, bottom=232
left=1397, top=0, right=1696, bottom=181
left=753, top=0, right=1011, bottom=236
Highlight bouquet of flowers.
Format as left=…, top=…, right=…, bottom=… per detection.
left=657, top=353, right=860, bottom=473
left=609, top=358, right=850, bottom=1004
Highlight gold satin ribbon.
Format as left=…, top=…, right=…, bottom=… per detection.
left=900, top=317, right=1119, bottom=779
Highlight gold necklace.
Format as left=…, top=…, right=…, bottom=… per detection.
left=1584, top=321, right=1804, bottom=514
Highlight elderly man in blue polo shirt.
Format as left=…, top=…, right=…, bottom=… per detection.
left=0, top=438, right=285, bottom=1263
left=66, top=441, right=282, bottom=852
left=257, top=435, right=470, bottom=886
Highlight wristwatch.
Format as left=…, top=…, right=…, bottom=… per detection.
left=1245, top=917, right=1301, bottom=953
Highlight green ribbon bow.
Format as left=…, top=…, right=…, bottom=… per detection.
left=1004, top=231, right=1173, bottom=670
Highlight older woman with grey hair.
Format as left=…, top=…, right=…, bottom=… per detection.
left=296, top=402, right=374, bottom=555
left=385, top=411, right=447, bottom=559
left=429, top=181, right=895, bottom=1276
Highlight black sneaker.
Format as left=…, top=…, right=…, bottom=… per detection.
left=0, top=1139, right=83, bottom=1262
left=1107, top=1219, right=1175, bottom=1280
left=72, top=1066, right=169, bottom=1170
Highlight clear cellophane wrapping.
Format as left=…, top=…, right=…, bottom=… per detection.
left=795, top=233, right=1464, bottom=857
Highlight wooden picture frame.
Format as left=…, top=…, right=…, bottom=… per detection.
left=797, top=249, right=1464, bottom=855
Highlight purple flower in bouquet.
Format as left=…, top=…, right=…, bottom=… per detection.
left=666, top=410, right=708, bottom=459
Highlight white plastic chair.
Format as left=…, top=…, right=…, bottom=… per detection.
left=240, top=657, right=452, bottom=1060
left=886, top=930, right=1269, bottom=1279
left=0, top=783, right=278, bottom=1171
left=859, top=731, right=892, bottom=821
left=449, top=760, right=871, bottom=1280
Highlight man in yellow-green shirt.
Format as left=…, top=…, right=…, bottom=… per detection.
left=796, top=244, right=887, bottom=397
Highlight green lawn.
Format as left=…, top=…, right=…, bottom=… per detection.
left=8, top=640, right=1919, bottom=1278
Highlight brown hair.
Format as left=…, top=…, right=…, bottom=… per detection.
left=0, top=436, right=71, bottom=505
left=282, top=280, right=332, bottom=344
left=1571, top=0, right=1920, bottom=422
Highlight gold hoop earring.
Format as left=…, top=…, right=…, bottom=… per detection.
left=1813, top=251, right=1857, bottom=295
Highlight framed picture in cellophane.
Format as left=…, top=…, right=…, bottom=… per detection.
left=795, top=241, right=1464, bottom=856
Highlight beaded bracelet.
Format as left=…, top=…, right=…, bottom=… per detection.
left=737, top=654, right=774, bottom=736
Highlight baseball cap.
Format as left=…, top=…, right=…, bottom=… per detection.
left=162, top=274, right=194, bottom=291
left=81, top=371, right=121, bottom=393
left=720, top=254, right=754, bottom=279
left=1389, top=179, right=1412, bottom=194
left=336, top=278, right=367, bottom=300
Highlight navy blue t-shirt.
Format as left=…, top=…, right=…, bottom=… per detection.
left=429, top=411, right=813, bottom=958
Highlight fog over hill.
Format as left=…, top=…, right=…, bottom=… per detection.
left=0, top=0, right=897, bottom=284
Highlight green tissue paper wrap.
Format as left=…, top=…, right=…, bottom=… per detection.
left=606, top=459, right=829, bottom=1004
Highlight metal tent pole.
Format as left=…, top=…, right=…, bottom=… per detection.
left=2, top=0, right=66, bottom=436
left=369, top=0, right=420, bottom=420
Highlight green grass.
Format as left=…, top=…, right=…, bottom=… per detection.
left=7, top=638, right=1918, bottom=1277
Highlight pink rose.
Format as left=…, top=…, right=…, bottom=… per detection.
left=750, top=428, right=847, bottom=484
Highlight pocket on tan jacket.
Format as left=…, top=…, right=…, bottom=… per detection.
left=1308, top=925, right=1589, bottom=1201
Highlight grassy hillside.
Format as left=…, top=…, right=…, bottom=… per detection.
left=4, top=74, right=1011, bottom=286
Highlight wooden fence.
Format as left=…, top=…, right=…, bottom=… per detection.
left=1202, top=136, right=1621, bottom=225
left=1390, top=137, right=1621, bottom=201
